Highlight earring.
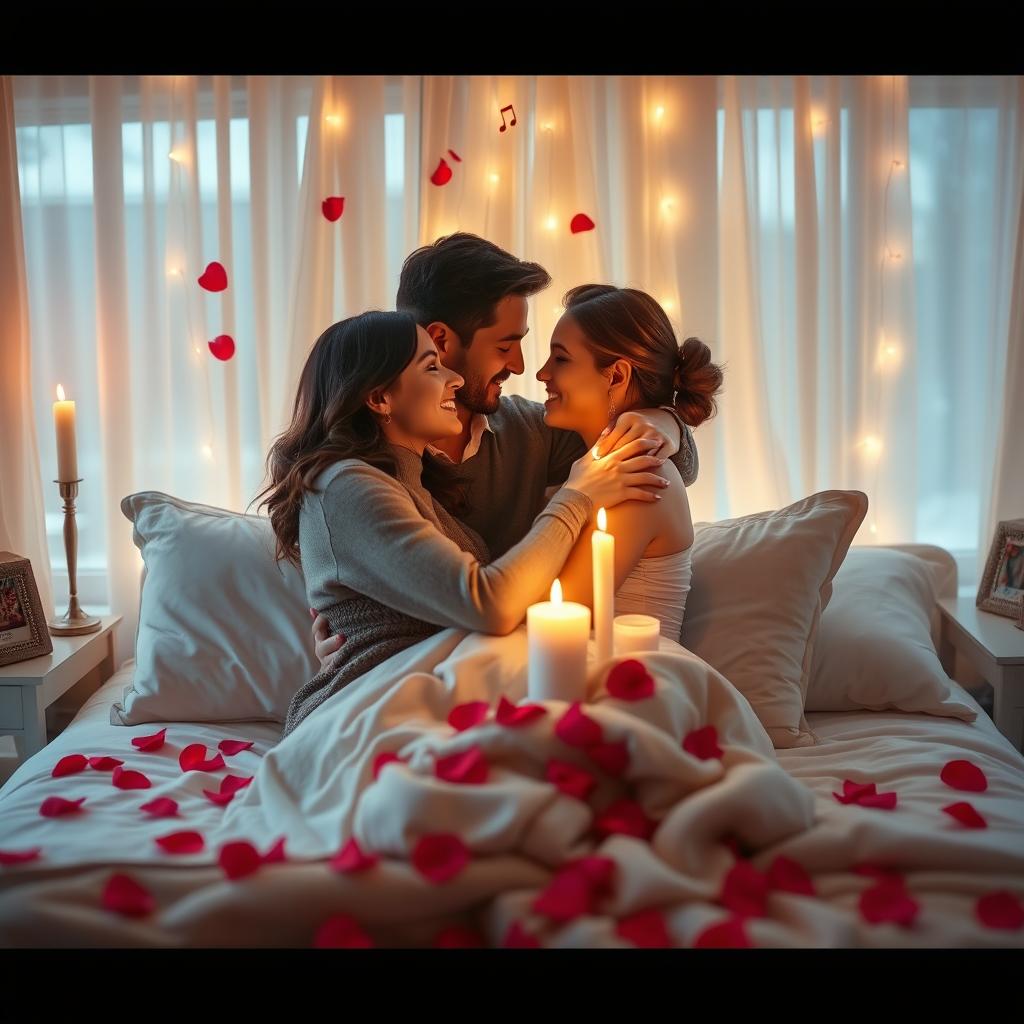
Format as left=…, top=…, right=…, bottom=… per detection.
left=383, top=412, right=391, bottom=425
left=608, top=393, right=617, bottom=420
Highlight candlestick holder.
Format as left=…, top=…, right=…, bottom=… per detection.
left=48, top=479, right=101, bottom=636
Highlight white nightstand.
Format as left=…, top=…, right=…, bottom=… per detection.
left=937, top=597, right=1024, bottom=752
left=0, top=615, right=122, bottom=767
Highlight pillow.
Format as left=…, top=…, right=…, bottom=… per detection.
left=112, top=491, right=319, bottom=725
left=805, top=545, right=977, bottom=720
left=679, top=490, right=868, bottom=748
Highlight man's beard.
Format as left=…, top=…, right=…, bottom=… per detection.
left=457, top=373, right=509, bottom=415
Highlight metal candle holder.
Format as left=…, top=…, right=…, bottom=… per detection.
left=48, top=479, right=101, bottom=636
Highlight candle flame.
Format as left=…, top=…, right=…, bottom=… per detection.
left=550, top=578, right=563, bottom=604
left=56, top=384, right=66, bottom=401
left=597, top=507, right=607, bottom=532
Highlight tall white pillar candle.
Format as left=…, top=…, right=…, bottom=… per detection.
left=592, top=506, right=615, bottom=663
left=527, top=579, right=591, bottom=702
left=53, top=384, right=79, bottom=482
left=613, top=614, right=661, bottom=656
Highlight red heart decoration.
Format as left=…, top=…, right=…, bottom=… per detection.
left=218, top=739, right=255, bottom=756
left=430, top=157, right=453, bottom=186
left=155, top=830, right=205, bottom=855
left=859, top=878, right=919, bottom=927
left=435, top=745, right=489, bottom=785
left=0, top=848, right=42, bottom=865
left=262, top=837, right=287, bottom=864
left=495, top=695, right=547, bottom=727
left=502, top=921, right=541, bottom=948
left=203, top=788, right=235, bottom=806
left=720, top=860, right=769, bottom=917
left=941, top=801, right=988, bottom=829
left=447, top=149, right=462, bottom=162
left=112, top=766, right=152, bottom=790
left=321, top=196, right=345, bottom=222
left=586, top=740, right=630, bottom=777
left=555, top=702, right=603, bottom=748
left=219, top=840, right=263, bottom=880
left=940, top=759, right=988, bottom=793
left=616, top=909, right=673, bottom=948
left=208, top=335, right=235, bottom=361
left=606, top=659, right=654, bottom=701
left=39, top=796, right=86, bottom=817
left=52, top=754, right=88, bottom=777
left=314, top=913, right=374, bottom=948
left=693, top=917, right=751, bottom=948
left=448, top=701, right=490, bottom=732
left=329, top=837, right=379, bottom=874
left=433, top=925, right=485, bottom=948
left=545, top=758, right=597, bottom=801
left=683, top=724, right=724, bottom=761
left=87, top=756, right=123, bottom=771
left=132, top=727, right=167, bottom=752
left=411, top=833, right=471, bottom=884
left=139, top=797, right=179, bottom=818
left=570, top=212, right=595, bottom=234
left=102, top=873, right=155, bottom=917
left=594, top=798, right=657, bottom=841
left=372, top=751, right=406, bottom=781
left=532, top=866, right=596, bottom=923
left=976, top=891, right=1024, bottom=930
left=179, top=744, right=226, bottom=773
left=197, top=261, right=228, bottom=291
left=765, top=856, right=816, bottom=897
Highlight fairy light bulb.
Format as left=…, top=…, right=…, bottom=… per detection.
left=544, top=214, right=558, bottom=231
left=660, top=197, right=676, bottom=217
left=662, top=298, right=676, bottom=312
left=653, top=105, right=665, bottom=122
left=168, top=148, right=183, bottom=163
left=201, top=443, right=213, bottom=460
left=859, top=436, right=883, bottom=459
left=325, top=114, right=341, bottom=126
left=488, top=171, right=500, bottom=185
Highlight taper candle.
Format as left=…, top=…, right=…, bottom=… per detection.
left=592, top=507, right=615, bottom=663
left=53, top=384, right=79, bottom=482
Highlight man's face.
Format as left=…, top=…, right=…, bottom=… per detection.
left=437, top=295, right=528, bottom=415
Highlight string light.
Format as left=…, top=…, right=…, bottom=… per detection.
left=661, top=298, right=676, bottom=312
left=660, top=197, right=676, bottom=217
left=653, top=104, right=665, bottom=122
left=810, top=108, right=829, bottom=136
left=542, top=121, right=554, bottom=133
left=324, top=113, right=342, bottom=126
left=544, top=214, right=558, bottom=232
left=201, top=443, right=213, bottom=460
left=488, top=171, right=500, bottom=185
left=168, top=148, right=184, bottom=164
left=858, top=436, right=883, bottom=460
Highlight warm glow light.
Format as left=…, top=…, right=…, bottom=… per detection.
left=193, top=345, right=201, bottom=356
left=653, top=105, right=665, bottom=122
left=550, top=578, right=563, bottom=604
left=201, top=443, right=213, bottom=460
left=887, top=248, right=903, bottom=261
left=168, top=149, right=183, bottom=163
left=597, top=507, right=607, bottom=532
left=892, top=158, right=905, bottom=169
left=542, top=121, right=554, bottom=132
left=488, top=171, right=500, bottom=184
left=325, top=114, right=342, bottom=126
left=859, top=436, right=883, bottom=459
left=869, top=523, right=878, bottom=534
left=660, top=197, right=676, bottom=217
left=545, top=215, right=558, bottom=231
left=662, top=298, right=675, bottom=312
left=56, top=384, right=66, bottom=401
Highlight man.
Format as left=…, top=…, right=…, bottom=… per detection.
left=311, top=232, right=699, bottom=669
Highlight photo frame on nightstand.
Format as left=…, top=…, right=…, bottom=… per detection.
left=977, top=519, right=1024, bottom=621
left=0, top=551, right=53, bottom=666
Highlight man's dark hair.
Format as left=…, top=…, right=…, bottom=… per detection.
left=396, top=232, right=551, bottom=347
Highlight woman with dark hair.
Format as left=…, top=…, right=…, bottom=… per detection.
left=536, top=285, right=725, bottom=639
left=257, top=311, right=670, bottom=738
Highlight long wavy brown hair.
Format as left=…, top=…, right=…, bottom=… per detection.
left=254, top=310, right=468, bottom=567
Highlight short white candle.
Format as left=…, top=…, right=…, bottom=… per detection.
left=613, top=614, right=661, bottom=655
left=53, top=384, right=79, bottom=482
left=527, top=578, right=591, bottom=702
left=592, top=506, right=615, bottom=663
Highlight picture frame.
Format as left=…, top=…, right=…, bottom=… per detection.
left=976, top=519, right=1024, bottom=620
left=0, top=551, right=53, bottom=667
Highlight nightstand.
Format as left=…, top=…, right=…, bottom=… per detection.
left=0, top=615, right=122, bottom=766
left=937, top=597, right=1024, bottom=752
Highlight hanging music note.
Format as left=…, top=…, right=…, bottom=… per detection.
left=498, top=104, right=517, bottom=133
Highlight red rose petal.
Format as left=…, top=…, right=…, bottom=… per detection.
left=112, top=765, right=152, bottom=790
left=594, top=798, right=657, bottom=841
left=693, top=917, right=751, bottom=948
left=208, top=334, right=235, bottom=361
left=197, top=260, right=228, bottom=291
left=52, top=754, right=88, bottom=777
left=495, top=695, right=547, bottom=727
left=834, top=779, right=877, bottom=805
left=435, top=745, right=489, bottom=785
left=859, top=878, right=919, bottom=927
left=155, top=830, right=205, bottom=855
left=765, top=856, right=816, bottom=897
left=447, top=149, right=462, bottom=162
left=372, top=752, right=406, bottom=781
left=940, top=759, right=988, bottom=793
left=132, top=727, right=167, bottom=752
left=179, top=743, right=226, bottom=773
left=329, top=837, right=379, bottom=874
left=682, top=725, right=723, bottom=761
left=942, top=801, right=988, bottom=829
left=203, top=788, right=235, bottom=806
left=570, top=212, right=596, bottom=234
left=313, top=913, right=373, bottom=948
left=218, top=739, right=255, bottom=756
left=433, top=925, right=485, bottom=948
left=219, top=840, right=263, bottom=880
left=219, top=774, right=254, bottom=796
left=262, top=837, right=287, bottom=864
left=606, top=659, right=655, bottom=701
left=976, top=891, right=1024, bottom=930
left=616, top=908, right=673, bottom=948
left=562, top=856, right=617, bottom=898
left=0, top=848, right=42, bottom=865
left=586, top=740, right=629, bottom=777
left=411, top=834, right=470, bottom=885
left=720, top=860, right=769, bottom=917
left=851, top=863, right=904, bottom=886
left=430, top=157, right=452, bottom=186
left=857, top=790, right=898, bottom=810
left=448, top=701, right=490, bottom=732
left=87, top=756, right=124, bottom=771
left=102, top=873, right=155, bottom=917
left=502, top=921, right=541, bottom=948
left=555, top=702, right=603, bottom=749
left=40, top=796, right=85, bottom=817
left=321, top=196, right=345, bottom=222
left=532, top=867, right=595, bottom=923
left=139, top=797, right=179, bottom=818
left=545, top=758, right=597, bottom=801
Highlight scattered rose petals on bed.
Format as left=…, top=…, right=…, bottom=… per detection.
left=606, top=659, right=655, bottom=701
left=859, top=877, right=919, bottom=928
left=102, top=873, right=155, bottom=917
left=313, top=913, right=373, bottom=948
left=132, top=727, right=167, bottom=752
left=39, top=796, right=85, bottom=817
left=179, top=744, right=226, bottom=773
left=52, top=754, right=88, bottom=777
left=87, top=756, right=123, bottom=771
left=435, top=745, right=489, bottom=785
left=940, top=759, right=988, bottom=793
left=139, top=797, right=179, bottom=818
left=495, top=695, right=547, bottom=727
left=372, top=752, right=407, bottom=780
left=330, top=837, right=379, bottom=874
left=218, top=739, right=255, bottom=756
left=586, top=740, right=630, bottom=777
left=433, top=925, right=485, bottom=948
left=219, top=774, right=254, bottom=796
left=197, top=260, right=228, bottom=291
left=112, top=766, right=152, bottom=790
left=155, top=830, right=205, bottom=855
left=852, top=863, right=905, bottom=886
left=693, top=916, right=751, bottom=948
left=203, top=788, right=235, bottom=806
left=448, top=701, right=489, bottom=732
left=262, top=837, right=288, bottom=864
left=942, top=801, right=988, bottom=829
left=503, top=921, right=541, bottom=948
left=682, top=725, right=723, bottom=761
left=976, top=890, right=1024, bottom=930
left=555, top=702, right=603, bottom=748
left=594, top=798, right=657, bottom=841
left=720, top=860, right=769, bottom=917
left=546, top=758, right=597, bottom=801
left=219, top=840, right=263, bottom=880
left=616, top=909, right=674, bottom=948
left=766, top=856, right=816, bottom=897
left=833, top=779, right=897, bottom=809
left=858, top=791, right=898, bottom=810
left=411, top=834, right=471, bottom=884
left=532, top=865, right=597, bottom=922
left=321, top=196, right=345, bottom=222
left=566, top=855, right=617, bottom=897
left=0, top=848, right=42, bottom=865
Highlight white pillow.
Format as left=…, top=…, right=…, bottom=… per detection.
left=806, top=545, right=977, bottom=720
left=112, top=491, right=319, bottom=725
left=679, top=490, right=868, bottom=748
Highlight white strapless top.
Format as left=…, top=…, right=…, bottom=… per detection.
left=614, top=546, right=694, bottom=641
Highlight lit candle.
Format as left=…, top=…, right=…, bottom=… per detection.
left=592, top=507, right=615, bottom=663
left=53, top=384, right=78, bottom=482
left=527, top=579, right=591, bottom=702
left=613, top=614, right=660, bottom=656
